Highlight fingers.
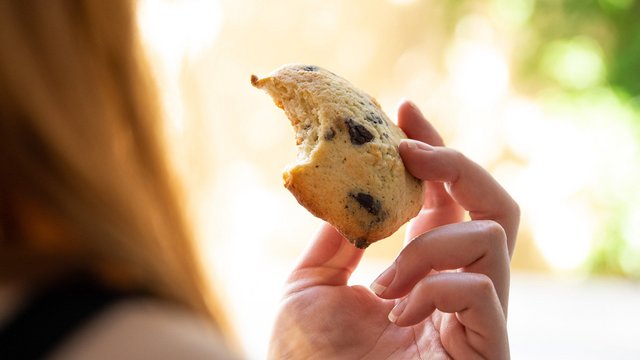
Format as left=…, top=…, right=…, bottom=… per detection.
left=285, top=223, right=364, bottom=295
left=371, top=220, right=511, bottom=315
left=396, top=101, right=464, bottom=240
left=399, top=139, right=520, bottom=257
left=389, top=272, right=509, bottom=359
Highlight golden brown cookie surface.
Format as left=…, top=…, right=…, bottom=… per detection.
left=251, top=64, right=424, bottom=248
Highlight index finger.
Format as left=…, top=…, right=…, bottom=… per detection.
left=397, top=101, right=465, bottom=240
left=399, top=139, right=520, bottom=257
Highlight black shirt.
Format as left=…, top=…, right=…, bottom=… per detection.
left=0, top=276, right=136, bottom=360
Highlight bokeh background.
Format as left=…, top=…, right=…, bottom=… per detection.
left=136, top=0, right=640, bottom=358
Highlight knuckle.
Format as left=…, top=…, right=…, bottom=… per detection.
left=480, top=220, right=507, bottom=242
left=404, top=232, right=432, bottom=261
left=438, top=148, right=467, bottom=183
left=414, top=275, right=435, bottom=294
left=472, top=220, right=507, bottom=253
left=445, top=147, right=468, bottom=166
left=471, top=273, right=496, bottom=297
left=511, top=199, right=521, bottom=222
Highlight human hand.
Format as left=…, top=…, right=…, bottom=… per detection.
left=268, top=101, right=519, bottom=359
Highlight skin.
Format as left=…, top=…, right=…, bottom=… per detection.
left=268, top=100, right=520, bottom=360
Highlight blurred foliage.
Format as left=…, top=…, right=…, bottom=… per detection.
left=524, top=0, right=640, bottom=98
left=523, top=0, right=640, bottom=278
left=521, top=0, right=640, bottom=277
left=445, top=0, right=640, bottom=277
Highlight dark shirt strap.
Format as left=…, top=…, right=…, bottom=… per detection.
left=0, top=276, right=133, bottom=360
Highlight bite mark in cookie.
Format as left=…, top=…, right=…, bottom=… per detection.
left=324, top=127, right=336, bottom=141
left=251, top=64, right=424, bottom=247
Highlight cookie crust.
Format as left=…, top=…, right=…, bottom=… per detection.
left=252, top=64, right=424, bottom=248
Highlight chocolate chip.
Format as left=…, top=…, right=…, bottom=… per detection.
left=324, top=127, right=336, bottom=140
left=354, top=238, right=369, bottom=249
left=301, top=65, right=318, bottom=71
left=350, top=192, right=381, bottom=215
left=365, top=112, right=385, bottom=125
left=345, top=119, right=374, bottom=145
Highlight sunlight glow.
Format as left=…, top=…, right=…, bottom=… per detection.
left=531, top=201, right=596, bottom=271
left=387, top=0, right=417, bottom=5
left=448, top=42, right=509, bottom=106
left=137, top=0, right=222, bottom=65
left=137, top=0, right=222, bottom=132
left=447, top=16, right=509, bottom=107
left=503, top=97, right=545, bottom=159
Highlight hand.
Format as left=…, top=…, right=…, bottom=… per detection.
left=268, top=101, right=519, bottom=360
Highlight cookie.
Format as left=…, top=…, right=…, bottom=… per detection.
left=251, top=64, right=424, bottom=248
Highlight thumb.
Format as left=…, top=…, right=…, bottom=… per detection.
left=285, top=223, right=365, bottom=294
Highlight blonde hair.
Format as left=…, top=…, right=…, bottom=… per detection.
left=0, top=0, right=230, bottom=338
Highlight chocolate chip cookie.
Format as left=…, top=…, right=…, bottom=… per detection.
left=251, top=64, right=424, bottom=248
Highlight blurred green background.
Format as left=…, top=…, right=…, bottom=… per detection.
left=482, top=0, right=640, bottom=277
left=380, top=0, right=640, bottom=278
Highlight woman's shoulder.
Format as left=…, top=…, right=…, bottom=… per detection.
left=49, top=298, right=240, bottom=360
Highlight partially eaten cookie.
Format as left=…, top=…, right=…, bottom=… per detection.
left=251, top=64, right=424, bottom=248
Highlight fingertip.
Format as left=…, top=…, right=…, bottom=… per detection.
left=388, top=296, right=436, bottom=327
left=396, top=100, right=445, bottom=147
left=388, top=298, right=408, bottom=324
left=397, top=99, right=423, bottom=126
left=310, top=222, right=344, bottom=249
left=370, top=262, right=397, bottom=298
left=297, top=222, right=361, bottom=269
left=397, top=98, right=417, bottom=112
left=369, top=282, right=387, bottom=297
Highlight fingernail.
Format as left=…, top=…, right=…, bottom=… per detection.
left=388, top=298, right=408, bottom=323
left=401, top=139, right=433, bottom=151
left=370, top=263, right=396, bottom=296
left=369, top=282, right=386, bottom=296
